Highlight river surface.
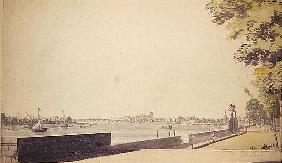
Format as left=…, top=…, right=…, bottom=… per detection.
left=1, top=123, right=224, bottom=144
left=1, top=123, right=227, bottom=163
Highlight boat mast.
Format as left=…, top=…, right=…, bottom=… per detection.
left=38, top=107, right=41, bottom=121
left=37, top=107, right=42, bottom=129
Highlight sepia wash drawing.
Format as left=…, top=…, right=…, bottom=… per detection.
left=0, top=0, right=281, bottom=162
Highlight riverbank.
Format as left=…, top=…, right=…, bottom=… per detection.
left=205, top=131, right=281, bottom=150
left=70, top=130, right=281, bottom=163
left=0, top=124, right=214, bottom=162
left=2, top=127, right=280, bottom=162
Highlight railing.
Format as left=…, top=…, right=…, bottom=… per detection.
left=1, top=142, right=18, bottom=163
left=188, top=130, right=229, bottom=145
left=1, top=143, right=17, bottom=146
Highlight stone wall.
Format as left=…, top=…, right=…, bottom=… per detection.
left=17, top=133, right=111, bottom=162
left=63, top=136, right=183, bottom=161
left=105, top=136, right=182, bottom=155
left=17, top=134, right=182, bottom=162
left=188, top=130, right=230, bottom=144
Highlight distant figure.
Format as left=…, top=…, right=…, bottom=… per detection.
left=188, top=135, right=193, bottom=143
left=156, top=130, right=159, bottom=138
left=250, top=146, right=257, bottom=150
left=274, top=133, right=278, bottom=148
left=261, top=144, right=268, bottom=150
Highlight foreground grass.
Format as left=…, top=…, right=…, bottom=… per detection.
left=206, top=131, right=280, bottom=150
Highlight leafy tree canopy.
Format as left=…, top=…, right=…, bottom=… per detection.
left=206, top=0, right=282, bottom=66
left=245, top=98, right=267, bottom=125
left=206, top=0, right=281, bottom=120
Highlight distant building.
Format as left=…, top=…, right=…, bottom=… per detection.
left=1, top=113, right=7, bottom=125
left=1, top=112, right=6, bottom=119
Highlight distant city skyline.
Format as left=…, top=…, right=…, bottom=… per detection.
left=2, top=110, right=242, bottom=125
left=2, top=103, right=249, bottom=120
left=2, top=0, right=255, bottom=119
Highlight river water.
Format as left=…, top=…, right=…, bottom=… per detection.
left=1, top=123, right=226, bottom=162
left=1, top=123, right=223, bottom=144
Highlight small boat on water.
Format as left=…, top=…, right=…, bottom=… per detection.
left=161, top=125, right=173, bottom=129
left=61, top=123, right=69, bottom=128
left=31, top=107, right=48, bottom=132
left=61, top=110, right=70, bottom=128
left=32, top=121, right=48, bottom=132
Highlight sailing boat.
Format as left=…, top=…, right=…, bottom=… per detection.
left=31, top=107, right=48, bottom=132
left=61, top=110, right=69, bottom=128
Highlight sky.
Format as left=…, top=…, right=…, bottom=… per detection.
left=2, top=0, right=255, bottom=119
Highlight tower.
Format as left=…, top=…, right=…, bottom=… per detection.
left=228, top=104, right=238, bottom=132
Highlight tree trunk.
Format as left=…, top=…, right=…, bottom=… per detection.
left=279, top=92, right=281, bottom=131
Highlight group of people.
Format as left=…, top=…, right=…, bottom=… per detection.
left=260, top=143, right=279, bottom=150
left=250, top=133, right=280, bottom=150
left=249, top=144, right=276, bottom=150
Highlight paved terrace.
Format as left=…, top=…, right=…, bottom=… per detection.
left=72, top=149, right=281, bottom=163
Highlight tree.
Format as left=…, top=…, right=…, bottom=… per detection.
left=253, top=64, right=281, bottom=121
left=206, top=0, right=281, bottom=123
left=245, top=98, right=266, bottom=126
